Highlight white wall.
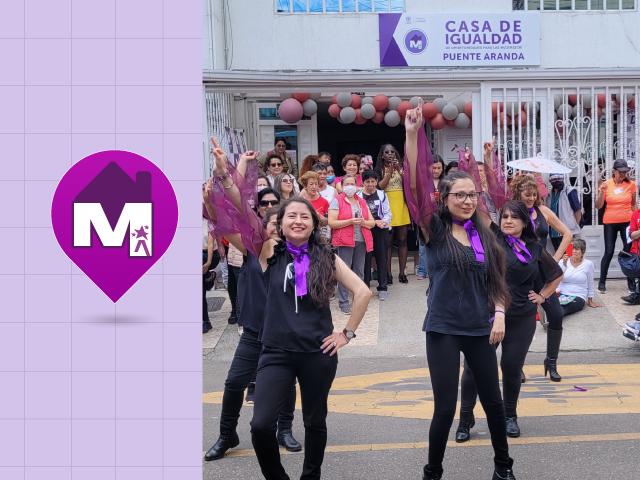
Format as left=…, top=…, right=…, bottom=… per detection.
left=209, top=0, right=640, bottom=71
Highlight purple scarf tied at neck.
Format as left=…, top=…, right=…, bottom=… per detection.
left=504, top=235, right=533, bottom=264
left=452, top=219, right=485, bottom=262
left=286, top=241, right=310, bottom=296
left=528, top=207, right=537, bottom=233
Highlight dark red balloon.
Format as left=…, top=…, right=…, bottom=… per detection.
left=328, top=104, right=341, bottom=118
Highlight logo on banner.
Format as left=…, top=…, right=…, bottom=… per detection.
left=404, top=29, right=427, bottom=54
left=52, top=151, right=179, bottom=302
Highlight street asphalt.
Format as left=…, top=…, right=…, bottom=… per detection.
left=203, top=269, right=640, bottom=480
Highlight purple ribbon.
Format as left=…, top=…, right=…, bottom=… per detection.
left=286, top=241, right=310, bottom=296
left=504, top=235, right=533, bottom=264
left=528, top=207, right=537, bottom=233
left=452, top=219, right=485, bottom=262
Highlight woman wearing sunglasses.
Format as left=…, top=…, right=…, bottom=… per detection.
left=274, top=172, right=298, bottom=200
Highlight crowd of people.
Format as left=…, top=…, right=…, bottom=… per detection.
left=201, top=100, right=640, bottom=479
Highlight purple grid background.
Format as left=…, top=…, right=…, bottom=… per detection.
left=0, top=1, right=202, bottom=478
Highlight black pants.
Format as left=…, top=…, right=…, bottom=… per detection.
left=600, top=222, right=630, bottom=284
left=364, top=227, right=390, bottom=291
left=425, top=332, right=512, bottom=470
left=252, top=348, right=338, bottom=480
left=203, top=250, right=220, bottom=326
left=220, top=331, right=295, bottom=438
left=228, top=264, right=241, bottom=320
left=460, top=314, right=536, bottom=419
left=541, top=293, right=564, bottom=331
left=562, top=296, right=586, bottom=316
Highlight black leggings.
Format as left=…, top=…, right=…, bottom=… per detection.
left=219, top=331, right=295, bottom=438
left=599, top=222, right=630, bottom=284
left=541, top=293, right=564, bottom=331
left=460, top=314, right=537, bottom=419
left=252, top=348, right=338, bottom=480
left=425, top=332, right=512, bottom=470
left=562, top=296, right=586, bottom=316
left=228, top=264, right=241, bottom=319
left=364, top=227, right=390, bottom=291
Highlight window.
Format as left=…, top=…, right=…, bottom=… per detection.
left=276, top=0, right=404, bottom=13
left=514, top=0, right=636, bottom=9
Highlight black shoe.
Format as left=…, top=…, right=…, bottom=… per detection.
left=227, top=314, right=237, bottom=325
left=398, top=274, right=408, bottom=284
left=277, top=430, right=302, bottom=452
left=598, top=281, right=606, bottom=293
left=202, top=321, right=212, bottom=334
left=635, top=311, right=640, bottom=321
left=204, top=432, right=240, bottom=461
left=493, top=467, right=517, bottom=480
left=505, top=416, right=520, bottom=438
left=622, top=293, right=640, bottom=305
left=422, top=465, right=443, bottom=480
left=454, top=414, right=475, bottom=443
left=387, top=273, right=393, bottom=285
left=544, top=357, right=562, bottom=382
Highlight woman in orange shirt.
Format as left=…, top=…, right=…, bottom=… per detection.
left=595, top=159, right=637, bottom=293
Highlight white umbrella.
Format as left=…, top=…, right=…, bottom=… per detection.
left=506, top=157, right=571, bottom=174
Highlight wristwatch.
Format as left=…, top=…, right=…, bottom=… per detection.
left=342, top=329, right=356, bottom=342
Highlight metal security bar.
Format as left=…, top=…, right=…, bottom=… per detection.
left=513, top=0, right=636, bottom=9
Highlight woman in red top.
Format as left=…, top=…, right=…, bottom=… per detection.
left=595, top=159, right=637, bottom=293
left=299, top=171, right=329, bottom=226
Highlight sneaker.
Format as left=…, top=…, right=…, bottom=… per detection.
left=340, top=305, right=352, bottom=315
left=227, top=314, right=237, bottom=325
left=493, top=467, right=517, bottom=480
left=625, top=321, right=640, bottom=333
left=378, top=291, right=388, bottom=301
left=505, top=416, right=520, bottom=438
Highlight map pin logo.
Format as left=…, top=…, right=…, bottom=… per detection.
left=51, top=150, right=179, bottom=302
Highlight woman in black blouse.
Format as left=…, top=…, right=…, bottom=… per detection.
left=209, top=141, right=372, bottom=480
left=456, top=200, right=563, bottom=442
left=403, top=105, right=517, bottom=480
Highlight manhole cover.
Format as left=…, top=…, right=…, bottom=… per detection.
left=207, top=297, right=225, bottom=312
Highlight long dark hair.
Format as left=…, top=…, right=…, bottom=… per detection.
left=276, top=198, right=336, bottom=307
left=375, top=143, right=400, bottom=173
left=499, top=200, right=538, bottom=244
left=437, top=171, right=510, bottom=310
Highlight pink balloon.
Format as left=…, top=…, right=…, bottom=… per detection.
left=373, top=95, right=388, bottom=111
left=597, top=94, right=606, bottom=108
left=422, top=102, right=438, bottom=119
left=464, top=102, right=473, bottom=118
left=278, top=98, right=303, bottom=124
left=372, top=111, right=384, bottom=124
left=351, top=94, right=362, bottom=109
left=430, top=113, right=446, bottom=130
left=292, top=92, right=311, bottom=103
left=328, top=103, right=341, bottom=118
left=354, top=109, right=367, bottom=125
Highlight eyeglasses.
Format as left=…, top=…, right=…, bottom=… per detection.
left=448, top=191, right=481, bottom=202
left=270, top=162, right=282, bottom=167
left=259, top=199, right=278, bottom=207
left=281, top=178, right=293, bottom=183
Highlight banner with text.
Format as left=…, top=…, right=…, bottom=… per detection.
left=379, top=12, right=540, bottom=67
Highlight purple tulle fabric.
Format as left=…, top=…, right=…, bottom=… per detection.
left=207, top=162, right=265, bottom=257
left=402, top=128, right=436, bottom=228
left=458, top=148, right=509, bottom=213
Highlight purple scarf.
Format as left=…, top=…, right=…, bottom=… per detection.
left=286, top=241, right=310, bottom=296
left=504, top=235, right=533, bottom=264
left=528, top=207, right=537, bottom=233
left=452, top=219, right=485, bottom=262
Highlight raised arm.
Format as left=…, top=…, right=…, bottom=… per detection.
left=235, top=150, right=260, bottom=179
left=211, top=137, right=243, bottom=212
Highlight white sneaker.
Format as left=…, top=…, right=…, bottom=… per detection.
left=378, top=291, right=388, bottom=301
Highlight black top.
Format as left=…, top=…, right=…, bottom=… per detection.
left=424, top=215, right=493, bottom=336
left=533, top=206, right=549, bottom=249
left=362, top=192, right=382, bottom=221
left=260, top=242, right=334, bottom=352
left=236, top=253, right=266, bottom=335
left=491, top=223, right=563, bottom=318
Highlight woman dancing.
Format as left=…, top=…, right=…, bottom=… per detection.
left=209, top=142, right=372, bottom=480
left=403, top=104, right=516, bottom=480
left=456, top=200, right=563, bottom=441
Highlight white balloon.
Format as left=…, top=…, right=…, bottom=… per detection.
left=554, top=96, right=562, bottom=109
left=454, top=113, right=471, bottom=129
left=557, top=103, right=571, bottom=119
left=433, top=98, right=447, bottom=112
left=360, top=103, right=376, bottom=119
left=362, top=96, right=374, bottom=105
left=409, top=96, right=423, bottom=108
left=384, top=110, right=401, bottom=127
left=302, top=99, right=318, bottom=116
left=339, top=106, right=356, bottom=123
left=336, top=92, right=351, bottom=108
left=388, top=96, right=402, bottom=110
left=453, top=98, right=466, bottom=112
left=442, top=103, right=459, bottom=121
